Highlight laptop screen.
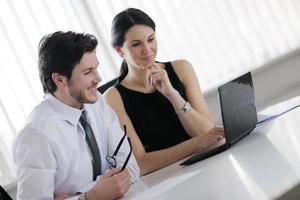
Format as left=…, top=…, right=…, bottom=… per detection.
left=218, top=72, right=257, bottom=146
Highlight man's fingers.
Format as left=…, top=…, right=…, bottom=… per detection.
left=103, top=168, right=120, bottom=178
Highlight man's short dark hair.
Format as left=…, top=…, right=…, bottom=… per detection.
left=38, top=31, right=98, bottom=93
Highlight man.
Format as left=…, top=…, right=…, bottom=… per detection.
left=12, top=31, right=140, bottom=200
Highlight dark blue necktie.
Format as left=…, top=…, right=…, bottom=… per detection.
left=80, top=111, right=101, bottom=181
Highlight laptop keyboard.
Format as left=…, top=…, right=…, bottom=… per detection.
left=180, top=144, right=228, bottom=165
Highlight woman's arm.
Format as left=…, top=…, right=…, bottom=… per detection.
left=148, top=60, right=214, bottom=137
left=104, top=87, right=223, bottom=175
left=167, top=59, right=214, bottom=137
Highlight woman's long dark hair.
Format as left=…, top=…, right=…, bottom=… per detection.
left=111, top=8, right=156, bottom=81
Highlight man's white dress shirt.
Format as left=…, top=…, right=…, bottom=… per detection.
left=13, top=92, right=140, bottom=200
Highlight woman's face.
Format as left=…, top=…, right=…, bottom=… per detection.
left=118, top=24, right=157, bottom=69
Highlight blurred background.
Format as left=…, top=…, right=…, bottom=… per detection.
left=1, top=0, right=300, bottom=193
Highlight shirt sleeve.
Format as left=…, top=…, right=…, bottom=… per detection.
left=102, top=99, right=141, bottom=182
left=12, top=126, right=57, bottom=200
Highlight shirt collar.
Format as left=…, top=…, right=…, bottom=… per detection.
left=45, top=93, right=83, bottom=126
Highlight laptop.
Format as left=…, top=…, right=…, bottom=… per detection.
left=180, top=72, right=257, bottom=166
left=0, top=185, right=13, bottom=200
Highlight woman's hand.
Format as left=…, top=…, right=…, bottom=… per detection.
left=193, top=127, right=224, bottom=152
left=145, top=63, right=177, bottom=98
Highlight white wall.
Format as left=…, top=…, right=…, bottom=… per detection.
left=205, top=47, right=300, bottom=125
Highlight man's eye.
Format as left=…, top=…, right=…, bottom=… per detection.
left=132, top=43, right=140, bottom=47
left=84, top=71, right=91, bottom=75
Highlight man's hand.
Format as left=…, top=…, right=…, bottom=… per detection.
left=86, top=168, right=131, bottom=200
left=54, top=193, right=71, bottom=200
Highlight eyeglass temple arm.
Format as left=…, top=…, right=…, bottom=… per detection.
left=121, top=137, right=132, bottom=171
left=112, top=125, right=127, bottom=156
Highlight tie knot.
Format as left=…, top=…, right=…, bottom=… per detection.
left=81, top=110, right=87, bottom=118
left=80, top=110, right=88, bottom=124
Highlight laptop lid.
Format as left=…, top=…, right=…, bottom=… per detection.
left=218, top=72, right=257, bottom=147
left=179, top=72, right=258, bottom=166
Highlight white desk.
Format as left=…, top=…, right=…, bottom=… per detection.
left=122, top=106, right=300, bottom=200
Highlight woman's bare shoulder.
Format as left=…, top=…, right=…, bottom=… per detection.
left=103, top=86, right=123, bottom=106
left=169, top=59, right=195, bottom=82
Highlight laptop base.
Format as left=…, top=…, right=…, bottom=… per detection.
left=180, top=143, right=228, bottom=165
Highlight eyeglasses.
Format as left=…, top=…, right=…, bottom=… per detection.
left=106, top=125, right=132, bottom=171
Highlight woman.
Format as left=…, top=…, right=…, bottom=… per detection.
left=104, top=8, right=224, bottom=176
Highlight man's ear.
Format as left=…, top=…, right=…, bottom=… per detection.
left=52, top=73, right=67, bottom=89
left=114, top=46, right=124, bottom=57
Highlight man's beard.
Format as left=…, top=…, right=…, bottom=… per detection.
left=69, top=88, right=88, bottom=104
left=68, top=85, right=97, bottom=104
